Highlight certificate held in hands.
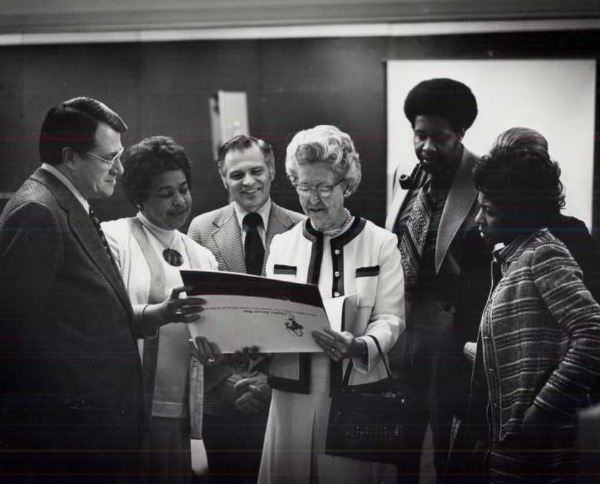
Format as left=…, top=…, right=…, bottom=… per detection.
left=182, top=270, right=355, bottom=353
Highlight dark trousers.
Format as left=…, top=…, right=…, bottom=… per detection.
left=142, top=417, right=192, bottom=484
left=201, top=411, right=268, bottom=484
left=390, top=328, right=471, bottom=484
left=0, top=427, right=143, bottom=484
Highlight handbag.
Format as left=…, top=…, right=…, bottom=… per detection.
left=325, top=335, right=412, bottom=464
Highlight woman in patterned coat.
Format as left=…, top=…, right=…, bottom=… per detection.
left=470, top=144, right=600, bottom=483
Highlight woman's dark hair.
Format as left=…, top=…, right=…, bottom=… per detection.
left=473, top=145, right=565, bottom=227
left=122, top=136, right=192, bottom=207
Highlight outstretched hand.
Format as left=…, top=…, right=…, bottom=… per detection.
left=159, top=286, right=206, bottom=323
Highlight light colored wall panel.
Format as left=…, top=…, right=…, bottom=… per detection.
left=387, top=59, right=597, bottom=228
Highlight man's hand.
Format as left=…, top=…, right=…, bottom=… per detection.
left=463, top=341, right=477, bottom=363
left=233, top=372, right=271, bottom=414
left=189, top=336, right=223, bottom=367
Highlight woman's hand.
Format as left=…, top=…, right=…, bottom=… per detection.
left=521, top=404, right=556, bottom=436
left=312, top=328, right=367, bottom=362
left=142, top=286, right=206, bottom=334
left=159, top=286, right=206, bottom=323
left=189, top=336, right=223, bottom=367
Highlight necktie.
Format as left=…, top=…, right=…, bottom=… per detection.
left=89, top=208, right=119, bottom=270
left=243, top=212, right=265, bottom=275
left=399, top=180, right=434, bottom=288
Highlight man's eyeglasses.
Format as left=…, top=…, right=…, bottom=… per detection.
left=82, top=147, right=124, bottom=167
left=294, top=179, right=344, bottom=198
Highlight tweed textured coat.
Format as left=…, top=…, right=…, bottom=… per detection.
left=188, top=201, right=304, bottom=276
left=0, top=168, right=143, bottom=474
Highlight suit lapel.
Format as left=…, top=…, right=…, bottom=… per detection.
left=32, top=169, right=133, bottom=317
left=211, top=204, right=246, bottom=273
left=435, top=148, right=479, bottom=273
left=264, top=203, right=298, bottom=274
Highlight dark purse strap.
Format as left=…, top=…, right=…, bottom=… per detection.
left=341, top=334, right=396, bottom=391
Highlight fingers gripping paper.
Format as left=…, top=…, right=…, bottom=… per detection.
left=182, top=270, right=356, bottom=353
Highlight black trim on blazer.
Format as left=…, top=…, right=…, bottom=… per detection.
left=268, top=362, right=311, bottom=394
left=273, top=264, right=297, bottom=275
left=356, top=265, right=380, bottom=277
left=271, top=217, right=373, bottom=396
left=305, top=220, right=324, bottom=286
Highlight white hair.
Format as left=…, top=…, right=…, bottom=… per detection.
left=285, top=125, right=362, bottom=195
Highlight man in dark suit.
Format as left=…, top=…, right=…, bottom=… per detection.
left=188, top=135, right=303, bottom=483
left=0, top=97, right=143, bottom=482
left=385, top=78, right=484, bottom=482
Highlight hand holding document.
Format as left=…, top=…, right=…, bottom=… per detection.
left=182, top=270, right=356, bottom=353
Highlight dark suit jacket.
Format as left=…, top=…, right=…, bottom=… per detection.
left=0, top=168, right=143, bottom=454
left=385, top=147, right=486, bottom=427
left=386, top=146, right=481, bottom=281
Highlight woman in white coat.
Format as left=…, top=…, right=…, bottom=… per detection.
left=258, top=125, right=405, bottom=483
left=103, top=136, right=218, bottom=482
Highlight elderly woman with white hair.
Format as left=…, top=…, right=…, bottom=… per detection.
left=257, top=125, right=405, bottom=483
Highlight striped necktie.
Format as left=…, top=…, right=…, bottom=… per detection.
left=399, top=179, right=434, bottom=288
left=89, top=208, right=119, bottom=270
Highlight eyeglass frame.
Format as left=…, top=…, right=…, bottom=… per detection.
left=81, top=146, right=124, bottom=167
left=293, top=178, right=345, bottom=198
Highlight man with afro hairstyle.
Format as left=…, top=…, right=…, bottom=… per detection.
left=385, top=78, right=485, bottom=482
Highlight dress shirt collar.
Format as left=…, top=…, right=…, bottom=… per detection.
left=233, top=198, right=272, bottom=233
left=41, top=163, right=90, bottom=213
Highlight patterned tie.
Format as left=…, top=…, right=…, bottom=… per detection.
left=89, top=208, right=119, bottom=270
left=399, top=179, right=434, bottom=287
left=243, top=212, right=265, bottom=275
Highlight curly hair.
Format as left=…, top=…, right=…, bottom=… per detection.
left=473, top=145, right=565, bottom=226
left=404, top=78, right=478, bottom=133
left=285, top=125, right=362, bottom=195
left=492, top=127, right=549, bottom=159
left=121, top=136, right=192, bottom=207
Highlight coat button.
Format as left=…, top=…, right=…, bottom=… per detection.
left=334, top=249, right=341, bottom=255
left=334, top=292, right=341, bottom=297
left=334, top=271, right=340, bottom=278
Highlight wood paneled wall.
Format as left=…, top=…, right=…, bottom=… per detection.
left=0, top=30, right=599, bottom=231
